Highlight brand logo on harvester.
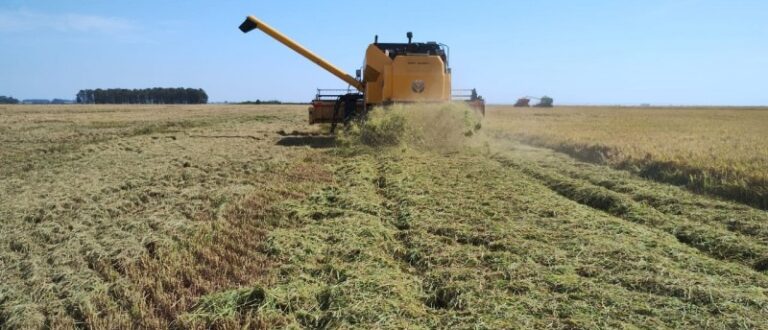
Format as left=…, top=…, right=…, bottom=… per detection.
left=411, top=80, right=425, bottom=93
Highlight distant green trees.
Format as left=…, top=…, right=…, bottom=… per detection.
left=0, top=96, right=20, bottom=104
left=76, top=88, right=208, bottom=104
left=240, top=99, right=283, bottom=105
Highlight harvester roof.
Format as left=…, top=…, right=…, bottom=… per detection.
left=374, top=42, right=447, bottom=62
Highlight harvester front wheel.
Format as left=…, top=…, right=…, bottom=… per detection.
left=330, top=93, right=364, bottom=133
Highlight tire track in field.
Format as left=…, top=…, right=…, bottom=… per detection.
left=427, top=226, right=767, bottom=311
left=409, top=158, right=764, bottom=310
left=546, top=158, right=768, bottom=243
left=372, top=157, right=442, bottom=310
left=525, top=148, right=768, bottom=271
left=371, top=154, right=551, bottom=316
left=368, top=152, right=688, bottom=315
left=491, top=153, right=768, bottom=273
left=374, top=150, right=768, bottom=321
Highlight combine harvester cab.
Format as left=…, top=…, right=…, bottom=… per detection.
left=239, top=15, right=485, bottom=130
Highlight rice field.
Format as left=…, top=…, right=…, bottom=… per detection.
left=0, top=104, right=766, bottom=329
left=484, top=106, right=768, bottom=209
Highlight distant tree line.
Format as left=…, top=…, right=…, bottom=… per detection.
left=23, top=99, right=52, bottom=104
left=240, top=99, right=283, bottom=105
left=76, top=88, right=208, bottom=104
left=236, top=99, right=310, bottom=105
left=22, top=99, right=74, bottom=104
left=0, top=96, right=20, bottom=104
left=0, top=97, right=77, bottom=104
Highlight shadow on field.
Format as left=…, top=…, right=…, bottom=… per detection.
left=276, top=136, right=336, bottom=149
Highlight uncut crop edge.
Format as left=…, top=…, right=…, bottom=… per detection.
left=518, top=138, right=767, bottom=211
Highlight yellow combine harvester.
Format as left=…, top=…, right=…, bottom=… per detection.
left=239, top=15, right=484, bottom=129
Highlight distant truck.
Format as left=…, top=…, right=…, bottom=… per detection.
left=514, top=96, right=553, bottom=108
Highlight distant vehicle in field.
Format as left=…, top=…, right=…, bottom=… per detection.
left=514, top=96, right=554, bottom=108
left=514, top=98, right=531, bottom=107
left=534, top=96, right=554, bottom=107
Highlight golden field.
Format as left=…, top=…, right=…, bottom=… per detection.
left=485, top=106, right=768, bottom=208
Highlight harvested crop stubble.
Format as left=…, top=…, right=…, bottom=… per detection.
left=185, top=140, right=768, bottom=328
left=2, top=104, right=767, bottom=329
left=0, top=104, right=327, bottom=328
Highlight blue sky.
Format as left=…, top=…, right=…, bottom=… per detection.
left=0, top=0, right=766, bottom=105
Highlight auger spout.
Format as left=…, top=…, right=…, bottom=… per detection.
left=240, top=16, right=364, bottom=91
